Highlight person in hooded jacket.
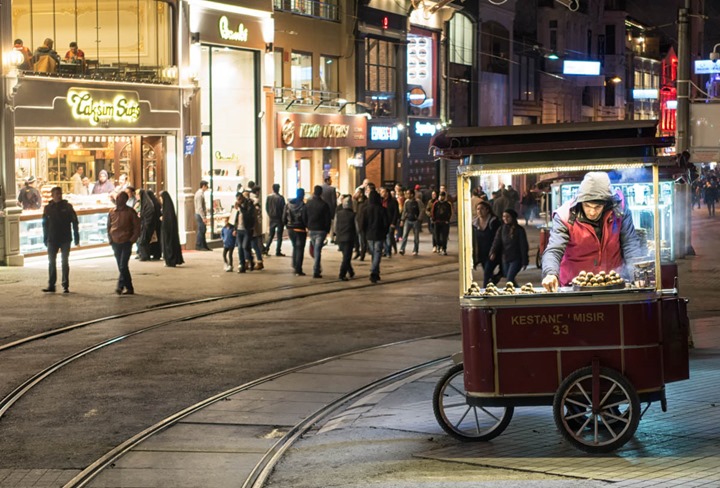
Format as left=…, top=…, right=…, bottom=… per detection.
left=283, top=188, right=309, bottom=276
left=334, top=195, right=357, bottom=281
left=42, top=187, right=79, bottom=293
left=107, top=191, right=141, bottom=294
left=489, top=209, right=529, bottom=286
left=229, top=191, right=256, bottom=273
left=306, top=185, right=332, bottom=278
left=353, top=190, right=368, bottom=260
left=137, top=189, right=158, bottom=261
left=159, top=191, right=184, bottom=268
left=362, top=189, right=389, bottom=283
left=473, top=200, right=501, bottom=286
left=541, top=171, right=642, bottom=292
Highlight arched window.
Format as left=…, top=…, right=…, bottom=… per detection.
left=449, top=13, right=473, bottom=66
left=480, top=21, right=509, bottom=75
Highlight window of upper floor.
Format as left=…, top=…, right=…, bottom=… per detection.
left=11, top=0, right=174, bottom=83
left=273, top=0, right=339, bottom=22
left=291, top=51, right=313, bottom=91
left=364, top=37, right=397, bottom=117
left=449, top=13, right=473, bottom=67
left=480, top=21, right=509, bottom=75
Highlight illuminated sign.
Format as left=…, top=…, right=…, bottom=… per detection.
left=632, top=89, right=659, bottom=100
left=219, top=16, right=249, bottom=42
left=299, top=123, right=350, bottom=139
left=562, top=60, right=601, bottom=75
left=413, top=120, right=437, bottom=137
left=370, top=125, right=399, bottom=142
left=66, top=89, right=140, bottom=126
left=694, top=60, right=720, bottom=75
left=666, top=100, right=677, bottom=110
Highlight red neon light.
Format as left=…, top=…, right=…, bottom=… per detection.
left=382, top=16, right=389, bottom=29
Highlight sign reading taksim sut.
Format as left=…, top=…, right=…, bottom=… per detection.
left=219, top=16, right=249, bottom=42
left=276, top=112, right=367, bottom=148
left=66, top=88, right=141, bottom=126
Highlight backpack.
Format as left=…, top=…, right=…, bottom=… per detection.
left=405, top=200, right=420, bottom=221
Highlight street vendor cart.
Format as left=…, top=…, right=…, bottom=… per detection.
left=429, top=121, right=690, bottom=453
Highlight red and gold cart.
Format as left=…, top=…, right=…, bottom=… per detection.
left=429, top=121, right=690, bottom=453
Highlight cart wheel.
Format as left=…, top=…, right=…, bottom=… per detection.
left=535, top=249, right=542, bottom=269
left=553, top=367, right=640, bottom=453
left=433, top=363, right=513, bottom=442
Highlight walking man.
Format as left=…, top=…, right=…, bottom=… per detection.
left=335, top=195, right=357, bottom=281
left=306, top=185, right=332, bottom=278
left=321, top=175, right=337, bottom=241
left=108, top=191, right=141, bottom=295
left=265, top=183, right=286, bottom=256
left=284, top=188, right=309, bottom=276
left=194, top=180, right=211, bottom=251
left=362, top=188, right=389, bottom=283
left=229, top=191, right=256, bottom=273
left=399, top=189, right=422, bottom=255
left=42, top=187, right=79, bottom=293
left=432, top=191, right=453, bottom=255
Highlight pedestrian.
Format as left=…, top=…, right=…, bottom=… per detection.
left=146, top=190, right=163, bottom=260
left=321, top=175, right=337, bottom=242
left=250, top=189, right=265, bottom=270
left=399, top=189, right=422, bottom=255
left=490, top=209, right=529, bottom=286
left=221, top=217, right=235, bottom=272
left=194, top=180, right=211, bottom=251
left=425, top=190, right=438, bottom=252
left=431, top=191, right=453, bottom=255
left=506, top=184, right=520, bottom=212
left=306, top=185, right=332, bottom=278
left=362, top=188, right=389, bottom=283
left=283, top=188, right=308, bottom=276
left=472, top=201, right=501, bottom=286
left=335, top=195, right=357, bottom=281
left=379, top=186, right=399, bottom=257
left=107, top=191, right=141, bottom=295
left=228, top=191, right=256, bottom=273
left=18, top=176, right=42, bottom=210
left=704, top=178, right=717, bottom=217
left=42, top=187, right=79, bottom=293
left=521, top=189, right=536, bottom=226
left=491, top=190, right=509, bottom=218
left=353, top=189, right=369, bottom=260
left=159, top=191, right=184, bottom=267
left=264, top=183, right=286, bottom=256
left=137, top=189, right=159, bottom=261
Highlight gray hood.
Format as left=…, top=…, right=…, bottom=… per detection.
left=576, top=171, right=612, bottom=203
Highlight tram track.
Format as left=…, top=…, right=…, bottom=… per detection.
left=62, top=336, right=455, bottom=488
left=0, top=262, right=457, bottom=422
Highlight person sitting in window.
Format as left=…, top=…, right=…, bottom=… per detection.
left=64, top=41, right=85, bottom=72
left=13, top=39, right=33, bottom=71
left=32, top=38, right=60, bottom=73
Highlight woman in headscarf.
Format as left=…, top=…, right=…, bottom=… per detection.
left=159, top=191, right=184, bottom=267
left=146, top=190, right=163, bottom=260
left=136, top=190, right=156, bottom=261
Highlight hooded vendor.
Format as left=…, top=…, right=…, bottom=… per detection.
left=541, top=171, right=643, bottom=292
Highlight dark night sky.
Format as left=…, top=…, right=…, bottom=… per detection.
left=625, top=0, right=720, bottom=54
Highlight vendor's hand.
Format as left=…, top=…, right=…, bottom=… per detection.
left=542, top=274, right=559, bottom=292
left=489, top=252, right=495, bottom=261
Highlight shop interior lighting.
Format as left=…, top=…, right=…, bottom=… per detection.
left=458, top=162, right=647, bottom=178
left=546, top=53, right=560, bottom=60
left=60, top=136, right=66, bottom=143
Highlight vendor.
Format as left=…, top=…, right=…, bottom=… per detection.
left=541, top=171, right=643, bottom=292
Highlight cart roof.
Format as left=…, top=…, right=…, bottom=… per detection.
left=430, top=120, right=674, bottom=165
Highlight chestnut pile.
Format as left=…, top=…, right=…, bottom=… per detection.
left=571, top=270, right=624, bottom=288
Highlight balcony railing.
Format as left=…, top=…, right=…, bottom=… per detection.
left=18, top=62, right=176, bottom=85
left=274, top=87, right=343, bottom=110
left=273, top=0, right=339, bottom=21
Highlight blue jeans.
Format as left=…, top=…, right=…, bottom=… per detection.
left=367, top=239, right=384, bottom=277
left=195, top=214, right=208, bottom=249
left=265, top=220, right=284, bottom=255
left=308, top=230, right=327, bottom=276
left=400, top=220, right=420, bottom=253
left=111, top=241, right=134, bottom=291
left=288, top=229, right=307, bottom=274
left=235, top=229, right=253, bottom=268
left=47, top=240, right=71, bottom=290
left=502, top=260, right=522, bottom=285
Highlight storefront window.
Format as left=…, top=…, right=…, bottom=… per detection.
left=199, top=46, right=259, bottom=237
left=11, top=0, right=173, bottom=81
left=365, top=38, right=397, bottom=117
left=319, top=55, right=339, bottom=98
left=291, top=52, right=313, bottom=92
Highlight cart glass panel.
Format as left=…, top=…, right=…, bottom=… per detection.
left=458, top=161, right=661, bottom=299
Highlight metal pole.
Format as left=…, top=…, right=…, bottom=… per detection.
left=676, top=7, right=689, bottom=154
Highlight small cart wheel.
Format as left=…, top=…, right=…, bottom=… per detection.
left=536, top=249, right=542, bottom=269
left=433, top=363, right=513, bottom=442
left=553, top=366, right=640, bottom=453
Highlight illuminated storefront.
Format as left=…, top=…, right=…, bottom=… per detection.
left=366, top=121, right=402, bottom=188
left=7, top=78, right=182, bottom=259
left=191, top=1, right=271, bottom=239
left=275, top=112, right=367, bottom=197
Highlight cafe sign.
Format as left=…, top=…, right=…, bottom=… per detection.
left=276, top=112, right=367, bottom=148
left=219, top=16, right=249, bottom=42
left=66, top=88, right=141, bottom=126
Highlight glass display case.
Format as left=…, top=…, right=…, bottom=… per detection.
left=19, top=207, right=111, bottom=255
left=551, top=180, right=674, bottom=262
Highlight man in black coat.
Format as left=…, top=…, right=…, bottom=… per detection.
left=379, top=186, right=399, bottom=257
left=334, top=195, right=357, bottom=281
left=42, top=187, right=79, bottom=293
left=264, top=183, right=286, bottom=256
left=306, top=185, right=332, bottom=278
left=362, top=188, right=389, bottom=283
